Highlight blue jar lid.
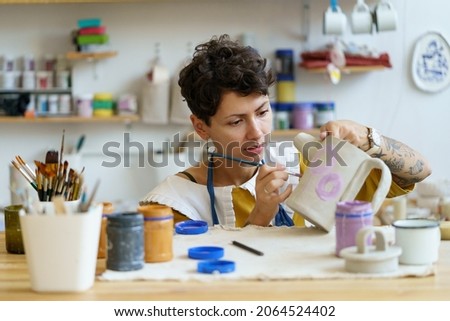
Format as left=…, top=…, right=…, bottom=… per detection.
left=276, top=74, right=295, bottom=81
left=197, top=260, right=236, bottom=274
left=188, top=246, right=224, bottom=260
left=275, top=49, right=294, bottom=57
left=315, top=102, right=335, bottom=111
left=275, top=102, right=294, bottom=111
left=175, top=220, right=208, bottom=235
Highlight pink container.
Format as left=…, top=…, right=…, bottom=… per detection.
left=335, top=200, right=373, bottom=257
left=293, top=102, right=314, bottom=130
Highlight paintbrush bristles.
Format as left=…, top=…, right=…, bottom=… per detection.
left=13, top=137, right=84, bottom=202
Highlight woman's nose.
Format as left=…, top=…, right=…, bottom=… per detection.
left=246, top=119, right=264, bottom=140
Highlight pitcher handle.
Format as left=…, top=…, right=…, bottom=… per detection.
left=340, top=158, right=392, bottom=214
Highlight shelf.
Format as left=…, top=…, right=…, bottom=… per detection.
left=0, top=1, right=146, bottom=3
left=66, top=51, right=118, bottom=61
left=301, top=66, right=388, bottom=74
left=0, top=114, right=140, bottom=123
left=271, top=128, right=320, bottom=140
left=0, top=89, right=71, bottom=94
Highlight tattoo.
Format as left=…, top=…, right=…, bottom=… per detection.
left=392, top=175, right=422, bottom=187
left=384, top=137, right=416, bottom=158
left=409, top=160, right=424, bottom=175
left=384, top=157, right=404, bottom=173
left=370, top=149, right=386, bottom=159
left=384, top=137, right=402, bottom=155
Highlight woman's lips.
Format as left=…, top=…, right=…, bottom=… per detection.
left=245, top=144, right=264, bottom=155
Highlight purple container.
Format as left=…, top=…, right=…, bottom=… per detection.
left=335, top=200, right=373, bottom=257
left=293, top=102, right=314, bottom=130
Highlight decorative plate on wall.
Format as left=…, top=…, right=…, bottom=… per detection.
left=411, top=31, right=450, bottom=93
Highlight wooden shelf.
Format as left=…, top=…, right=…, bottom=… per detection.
left=0, top=1, right=146, bottom=3
left=301, top=65, right=388, bottom=74
left=0, top=114, right=139, bottom=123
left=271, top=128, right=319, bottom=139
left=66, top=51, right=118, bottom=61
left=0, top=89, right=71, bottom=94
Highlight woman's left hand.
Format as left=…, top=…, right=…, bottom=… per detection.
left=319, top=119, right=370, bottom=150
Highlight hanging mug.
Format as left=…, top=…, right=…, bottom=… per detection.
left=374, top=0, right=398, bottom=32
left=351, top=0, right=373, bottom=34
left=323, top=5, right=347, bottom=35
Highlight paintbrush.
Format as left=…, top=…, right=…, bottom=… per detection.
left=15, top=156, right=36, bottom=181
left=57, top=129, right=65, bottom=183
left=209, top=152, right=301, bottom=178
left=10, top=160, right=38, bottom=191
left=52, top=195, right=67, bottom=215
left=80, top=179, right=100, bottom=212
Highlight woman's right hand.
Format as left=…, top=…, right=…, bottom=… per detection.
left=245, top=164, right=293, bottom=226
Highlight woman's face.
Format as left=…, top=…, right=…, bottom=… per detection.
left=207, top=91, right=273, bottom=163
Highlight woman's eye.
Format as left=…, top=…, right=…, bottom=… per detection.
left=230, top=119, right=242, bottom=126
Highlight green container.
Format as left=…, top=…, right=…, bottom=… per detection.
left=4, top=205, right=25, bottom=254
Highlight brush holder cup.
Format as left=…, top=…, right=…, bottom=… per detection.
left=19, top=204, right=103, bottom=292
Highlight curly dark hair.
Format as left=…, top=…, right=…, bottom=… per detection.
left=178, top=34, right=275, bottom=126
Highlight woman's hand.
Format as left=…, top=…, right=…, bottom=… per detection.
left=319, top=119, right=370, bottom=150
left=245, top=163, right=292, bottom=226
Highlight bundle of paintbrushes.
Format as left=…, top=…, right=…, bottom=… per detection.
left=11, top=130, right=85, bottom=202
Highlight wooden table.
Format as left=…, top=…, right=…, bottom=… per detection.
left=1, top=232, right=449, bottom=301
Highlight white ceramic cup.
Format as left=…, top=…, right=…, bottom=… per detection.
left=323, top=6, right=347, bottom=35
left=351, top=1, right=373, bottom=34
left=392, top=219, right=440, bottom=265
left=374, top=0, right=398, bottom=32
left=19, top=204, right=103, bottom=292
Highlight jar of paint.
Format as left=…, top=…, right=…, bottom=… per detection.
left=314, top=102, right=335, bottom=127
left=293, top=102, right=315, bottom=130
left=335, top=200, right=373, bottom=257
left=138, top=204, right=174, bottom=263
left=106, top=212, right=144, bottom=271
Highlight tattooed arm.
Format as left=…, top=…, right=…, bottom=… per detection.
left=320, top=120, right=432, bottom=188
left=366, top=136, right=432, bottom=187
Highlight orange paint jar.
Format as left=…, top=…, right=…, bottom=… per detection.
left=138, top=204, right=174, bottom=263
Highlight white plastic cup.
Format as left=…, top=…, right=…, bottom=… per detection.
left=19, top=204, right=103, bottom=292
left=39, top=199, right=81, bottom=215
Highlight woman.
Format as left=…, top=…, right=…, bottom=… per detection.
left=140, top=34, right=431, bottom=227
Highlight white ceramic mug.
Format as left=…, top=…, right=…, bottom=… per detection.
left=374, top=0, right=398, bottom=32
left=323, top=6, right=347, bottom=35
left=351, top=0, right=373, bottom=34
left=392, top=219, right=440, bottom=265
left=286, top=133, right=392, bottom=232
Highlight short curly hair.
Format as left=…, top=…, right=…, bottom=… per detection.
left=178, top=34, right=275, bottom=126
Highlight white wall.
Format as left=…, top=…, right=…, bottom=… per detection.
left=0, top=0, right=449, bottom=207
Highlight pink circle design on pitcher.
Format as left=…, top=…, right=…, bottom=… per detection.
left=315, top=172, right=343, bottom=201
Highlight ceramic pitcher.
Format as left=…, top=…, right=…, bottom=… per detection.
left=286, top=133, right=392, bottom=232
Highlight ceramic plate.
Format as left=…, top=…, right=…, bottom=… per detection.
left=411, top=31, right=450, bottom=93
